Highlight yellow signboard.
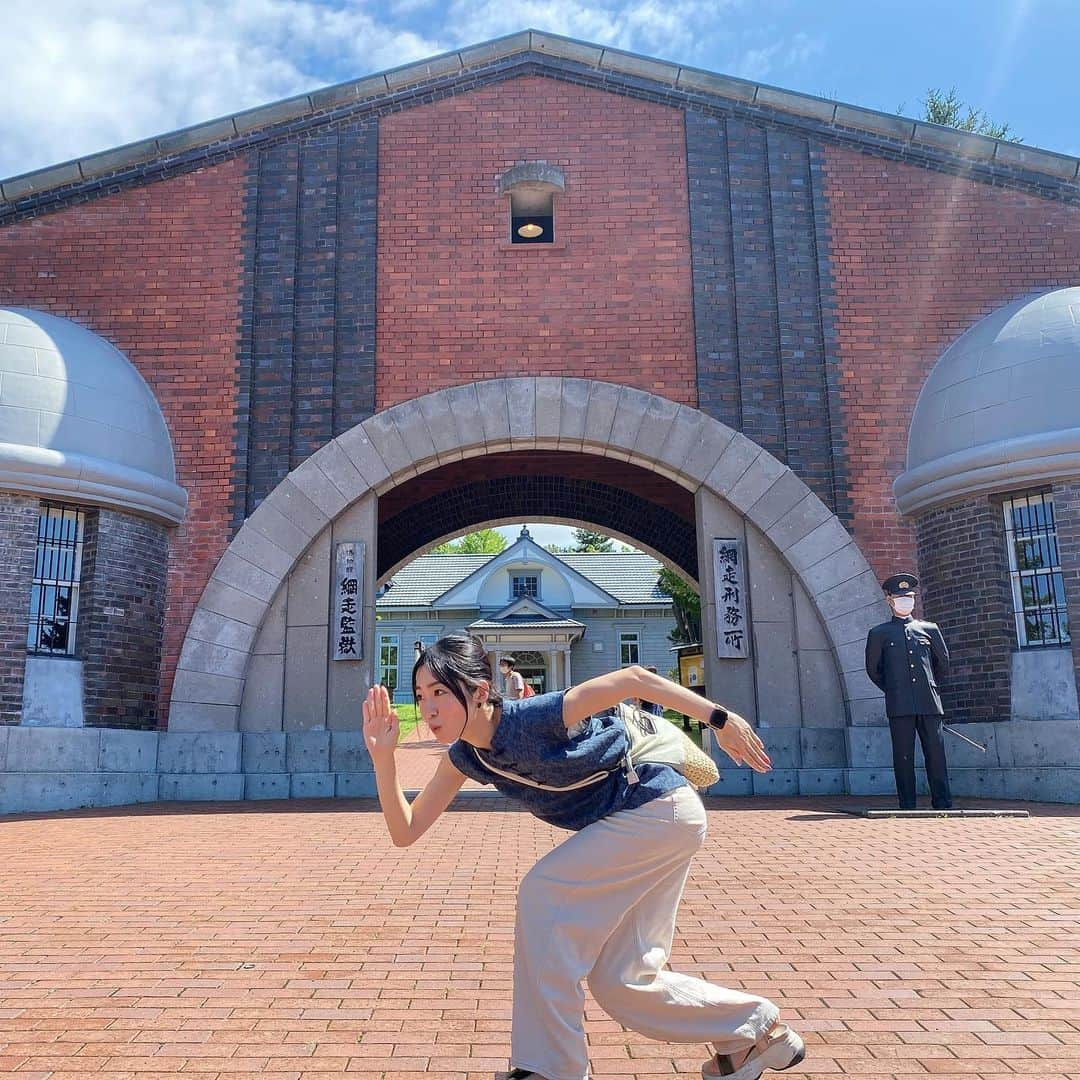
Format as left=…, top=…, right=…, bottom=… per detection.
left=678, top=652, right=705, bottom=690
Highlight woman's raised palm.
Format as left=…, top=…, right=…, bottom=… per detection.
left=362, top=684, right=400, bottom=763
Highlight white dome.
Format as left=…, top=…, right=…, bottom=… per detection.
left=0, top=308, right=186, bottom=523
left=895, top=287, right=1080, bottom=515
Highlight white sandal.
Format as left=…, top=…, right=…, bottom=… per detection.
left=702, top=1024, right=805, bottom=1079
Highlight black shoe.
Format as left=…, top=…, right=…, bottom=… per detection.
left=508, top=1070, right=534, bottom=1079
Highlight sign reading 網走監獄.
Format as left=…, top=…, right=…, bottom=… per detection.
left=332, top=541, right=365, bottom=661
left=713, top=538, right=749, bottom=659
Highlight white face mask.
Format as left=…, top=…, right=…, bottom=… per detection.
left=891, top=596, right=915, bottom=617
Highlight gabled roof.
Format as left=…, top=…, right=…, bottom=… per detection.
left=468, top=616, right=587, bottom=631
left=485, top=595, right=575, bottom=622
left=559, top=553, right=672, bottom=604
left=377, top=554, right=489, bottom=607
left=377, top=549, right=671, bottom=608
left=3, top=28, right=1078, bottom=211
left=432, top=531, right=619, bottom=609
left=469, top=595, right=587, bottom=632
left=481, top=596, right=587, bottom=630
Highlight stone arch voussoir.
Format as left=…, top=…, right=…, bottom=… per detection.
left=169, top=377, right=885, bottom=731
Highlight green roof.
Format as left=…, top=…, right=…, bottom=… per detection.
left=377, top=551, right=670, bottom=608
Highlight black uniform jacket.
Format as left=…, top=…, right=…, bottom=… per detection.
left=865, top=616, right=949, bottom=718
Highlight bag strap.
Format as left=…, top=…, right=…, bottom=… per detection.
left=471, top=745, right=615, bottom=793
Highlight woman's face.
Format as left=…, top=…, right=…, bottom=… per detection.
left=414, top=663, right=469, bottom=744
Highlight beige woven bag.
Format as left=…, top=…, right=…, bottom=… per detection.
left=615, top=702, right=720, bottom=790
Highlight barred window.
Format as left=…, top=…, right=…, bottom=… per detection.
left=512, top=574, right=539, bottom=599
left=28, top=504, right=85, bottom=656
left=1003, top=492, right=1070, bottom=648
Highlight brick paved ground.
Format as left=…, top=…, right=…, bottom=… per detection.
left=1, top=796, right=1077, bottom=1080
left=395, top=725, right=481, bottom=792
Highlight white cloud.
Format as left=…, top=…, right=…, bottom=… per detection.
left=443, top=0, right=821, bottom=79
left=445, top=0, right=721, bottom=56
left=2, top=0, right=823, bottom=180
left=735, top=31, right=821, bottom=83
left=2, top=0, right=440, bottom=178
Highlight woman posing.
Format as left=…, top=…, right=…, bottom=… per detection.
left=362, top=632, right=804, bottom=1080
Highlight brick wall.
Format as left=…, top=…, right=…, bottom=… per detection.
left=0, top=494, right=39, bottom=725
left=80, top=509, right=170, bottom=729
left=686, top=114, right=840, bottom=511
left=375, top=76, right=696, bottom=408
left=1051, top=480, right=1080, bottom=693
left=242, top=120, right=379, bottom=514
left=0, top=159, right=249, bottom=726
left=820, top=146, right=1080, bottom=582
left=915, top=496, right=1013, bottom=722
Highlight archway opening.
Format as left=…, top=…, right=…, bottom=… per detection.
left=377, top=450, right=697, bottom=582
left=379, top=508, right=695, bottom=793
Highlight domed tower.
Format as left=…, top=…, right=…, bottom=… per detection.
left=895, top=287, right=1080, bottom=729
left=0, top=308, right=186, bottom=729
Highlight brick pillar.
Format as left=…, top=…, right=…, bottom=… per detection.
left=915, top=496, right=1013, bottom=722
left=0, top=494, right=39, bottom=724
left=80, top=508, right=170, bottom=730
left=1051, top=480, right=1080, bottom=700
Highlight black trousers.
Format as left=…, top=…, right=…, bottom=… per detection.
left=888, top=714, right=953, bottom=810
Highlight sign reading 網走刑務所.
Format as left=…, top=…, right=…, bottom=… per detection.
left=713, top=538, right=749, bottom=659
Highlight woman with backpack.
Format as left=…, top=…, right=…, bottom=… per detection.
left=362, top=631, right=804, bottom=1080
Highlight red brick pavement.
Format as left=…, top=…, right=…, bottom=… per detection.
left=0, top=796, right=1077, bottom=1080
left=394, top=725, right=481, bottom=792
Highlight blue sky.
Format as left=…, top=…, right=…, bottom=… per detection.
left=3, top=0, right=1076, bottom=180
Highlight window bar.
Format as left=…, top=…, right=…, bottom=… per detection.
left=28, top=504, right=85, bottom=656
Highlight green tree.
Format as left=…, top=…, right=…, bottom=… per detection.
left=432, top=528, right=507, bottom=555
left=657, top=567, right=701, bottom=647
left=571, top=528, right=615, bottom=553
left=909, top=87, right=1020, bottom=142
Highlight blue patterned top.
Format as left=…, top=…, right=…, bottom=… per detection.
left=447, top=690, right=686, bottom=831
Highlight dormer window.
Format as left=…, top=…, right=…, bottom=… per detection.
left=512, top=574, right=539, bottom=599
left=498, top=163, right=565, bottom=245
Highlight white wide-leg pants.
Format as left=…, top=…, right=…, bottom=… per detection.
left=511, top=785, right=779, bottom=1080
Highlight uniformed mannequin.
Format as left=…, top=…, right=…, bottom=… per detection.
left=864, top=573, right=953, bottom=810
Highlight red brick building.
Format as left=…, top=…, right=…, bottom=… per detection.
left=1, top=31, right=1078, bottom=811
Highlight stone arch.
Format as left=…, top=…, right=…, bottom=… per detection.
left=169, top=378, right=885, bottom=733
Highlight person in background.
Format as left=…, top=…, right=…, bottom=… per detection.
left=500, top=655, right=526, bottom=700
left=865, top=572, right=953, bottom=811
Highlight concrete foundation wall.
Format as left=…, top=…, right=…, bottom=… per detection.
left=0, top=726, right=376, bottom=814
left=1, top=716, right=1075, bottom=814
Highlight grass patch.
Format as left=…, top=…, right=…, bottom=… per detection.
left=393, top=702, right=422, bottom=740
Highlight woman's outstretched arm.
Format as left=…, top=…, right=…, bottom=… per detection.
left=563, top=665, right=772, bottom=773
left=362, top=684, right=466, bottom=846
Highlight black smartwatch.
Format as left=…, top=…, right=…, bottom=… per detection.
left=708, top=705, right=729, bottom=730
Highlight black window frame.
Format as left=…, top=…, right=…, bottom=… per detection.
left=1003, top=491, right=1070, bottom=648
left=27, top=502, right=86, bottom=657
